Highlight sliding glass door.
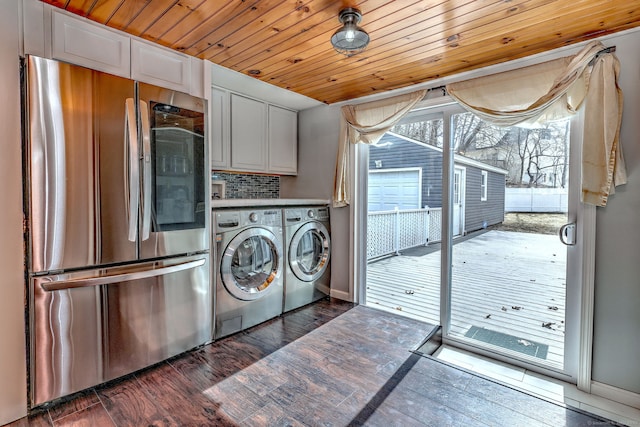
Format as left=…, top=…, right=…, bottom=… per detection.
left=445, top=111, right=581, bottom=378
left=364, top=112, right=444, bottom=326
left=360, top=99, right=585, bottom=381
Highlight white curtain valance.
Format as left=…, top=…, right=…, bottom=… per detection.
left=447, top=41, right=626, bottom=206
left=333, top=89, right=426, bottom=207
left=581, top=53, right=626, bottom=205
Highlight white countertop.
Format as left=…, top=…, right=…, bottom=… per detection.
left=211, top=198, right=330, bottom=209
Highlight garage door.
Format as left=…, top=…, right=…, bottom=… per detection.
left=368, top=168, right=421, bottom=211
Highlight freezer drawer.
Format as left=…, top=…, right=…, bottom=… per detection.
left=29, top=254, right=211, bottom=407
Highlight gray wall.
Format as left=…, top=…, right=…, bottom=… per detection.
left=590, top=29, right=640, bottom=394
left=464, top=166, right=505, bottom=232
left=280, top=106, right=350, bottom=297
left=284, top=27, right=640, bottom=395
left=0, top=0, right=28, bottom=423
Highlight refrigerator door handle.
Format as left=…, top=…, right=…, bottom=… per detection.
left=125, top=98, right=140, bottom=242
left=139, top=100, right=152, bottom=241
left=39, top=258, right=206, bottom=292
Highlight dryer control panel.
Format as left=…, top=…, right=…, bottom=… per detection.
left=285, top=206, right=329, bottom=225
left=215, top=209, right=283, bottom=232
left=314, top=206, right=330, bottom=221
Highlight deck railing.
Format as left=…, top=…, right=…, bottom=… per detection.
left=367, top=207, right=442, bottom=260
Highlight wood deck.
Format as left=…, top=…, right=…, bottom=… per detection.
left=366, top=230, right=567, bottom=369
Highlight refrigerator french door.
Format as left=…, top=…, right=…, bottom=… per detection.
left=24, top=55, right=210, bottom=407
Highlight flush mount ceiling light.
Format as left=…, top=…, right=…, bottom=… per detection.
left=330, top=8, right=370, bottom=56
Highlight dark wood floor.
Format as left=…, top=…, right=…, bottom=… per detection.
left=8, top=298, right=617, bottom=426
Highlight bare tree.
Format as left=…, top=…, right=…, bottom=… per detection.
left=453, top=113, right=483, bottom=154
left=391, top=119, right=443, bottom=147
left=514, top=128, right=534, bottom=186
left=560, top=120, right=570, bottom=188
left=508, top=123, right=569, bottom=187
left=390, top=113, right=571, bottom=189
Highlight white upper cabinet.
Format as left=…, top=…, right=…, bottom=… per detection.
left=42, top=7, right=204, bottom=97
left=210, top=87, right=231, bottom=169
left=130, top=39, right=191, bottom=94
left=230, top=94, right=267, bottom=172
left=22, top=0, right=47, bottom=57
left=210, top=89, right=298, bottom=175
left=268, top=105, right=297, bottom=175
left=52, top=10, right=130, bottom=77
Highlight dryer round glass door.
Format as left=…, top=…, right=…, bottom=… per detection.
left=289, top=222, right=330, bottom=282
left=221, top=227, right=283, bottom=301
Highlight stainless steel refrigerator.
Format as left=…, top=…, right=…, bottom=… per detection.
left=23, top=55, right=211, bottom=407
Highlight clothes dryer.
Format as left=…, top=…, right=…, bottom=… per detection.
left=283, top=206, right=331, bottom=312
left=214, top=208, right=284, bottom=339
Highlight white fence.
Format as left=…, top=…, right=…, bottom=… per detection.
left=505, top=188, right=568, bottom=213
left=367, top=207, right=442, bottom=260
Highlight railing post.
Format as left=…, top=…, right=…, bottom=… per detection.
left=424, top=205, right=430, bottom=246
left=394, top=206, right=400, bottom=255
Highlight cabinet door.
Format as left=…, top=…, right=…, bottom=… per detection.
left=189, top=56, right=205, bottom=98
left=230, top=94, right=267, bottom=172
left=131, top=39, right=191, bottom=93
left=268, top=105, right=297, bottom=175
left=210, top=87, right=230, bottom=169
left=52, top=10, right=130, bottom=77
left=23, top=0, right=47, bottom=57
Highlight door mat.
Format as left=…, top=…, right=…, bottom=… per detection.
left=465, top=326, right=549, bottom=359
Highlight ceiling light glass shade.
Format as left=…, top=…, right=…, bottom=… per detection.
left=331, top=8, right=370, bottom=56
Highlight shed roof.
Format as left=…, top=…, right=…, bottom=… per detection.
left=378, top=132, right=508, bottom=176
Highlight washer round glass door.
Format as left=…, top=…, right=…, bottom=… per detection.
left=221, top=227, right=283, bottom=301
left=289, top=222, right=330, bottom=282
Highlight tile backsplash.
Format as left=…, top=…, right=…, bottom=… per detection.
left=212, top=171, right=280, bottom=199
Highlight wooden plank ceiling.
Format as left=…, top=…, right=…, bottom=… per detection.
left=44, top=0, right=640, bottom=104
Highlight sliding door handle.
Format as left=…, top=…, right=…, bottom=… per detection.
left=559, top=223, right=576, bottom=246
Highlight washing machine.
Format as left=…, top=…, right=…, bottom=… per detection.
left=214, top=208, right=284, bottom=339
left=283, top=206, right=331, bottom=313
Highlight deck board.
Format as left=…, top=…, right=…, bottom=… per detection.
left=366, top=230, right=567, bottom=368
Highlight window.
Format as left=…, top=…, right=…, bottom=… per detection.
left=480, top=170, right=488, bottom=201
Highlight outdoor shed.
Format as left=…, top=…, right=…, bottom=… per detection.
left=368, top=132, right=507, bottom=236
